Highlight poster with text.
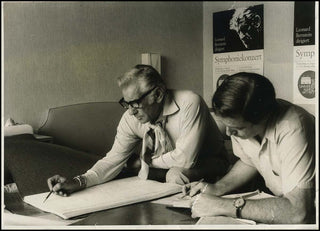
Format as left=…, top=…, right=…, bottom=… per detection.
left=293, top=2, right=316, bottom=104
left=212, top=4, right=264, bottom=89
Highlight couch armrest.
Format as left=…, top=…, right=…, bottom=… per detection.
left=5, top=134, right=101, bottom=197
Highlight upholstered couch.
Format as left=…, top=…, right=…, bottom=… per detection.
left=4, top=102, right=235, bottom=198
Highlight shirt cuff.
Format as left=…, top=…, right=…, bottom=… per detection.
left=82, top=170, right=100, bottom=188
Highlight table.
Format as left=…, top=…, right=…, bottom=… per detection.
left=4, top=191, right=198, bottom=226
left=72, top=202, right=197, bottom=225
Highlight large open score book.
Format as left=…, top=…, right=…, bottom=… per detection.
left=23, top=177, right=182, bottom=219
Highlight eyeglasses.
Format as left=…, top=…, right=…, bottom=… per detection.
left=119, top=86, right=157, bottom=109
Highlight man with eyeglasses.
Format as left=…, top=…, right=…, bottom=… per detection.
left=47, top=64, right=229, bottom=196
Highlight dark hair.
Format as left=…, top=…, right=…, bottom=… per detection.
left=212, top=72, right=277, bottom=124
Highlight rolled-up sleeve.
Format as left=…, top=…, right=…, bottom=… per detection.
left=151, top=94, right=210, bottom=168
left=83, top=112, right=141, bottom=187
left=278, top=121, right=315, bottom=194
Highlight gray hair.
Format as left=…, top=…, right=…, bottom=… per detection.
left=117, top=64, right=166, bottom=91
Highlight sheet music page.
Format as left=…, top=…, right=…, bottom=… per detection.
left=160, top=190, right=274, bottom=209
left=221, top=190, right=274, bottom=199
left=23, top=176, right=182, bottom=219
left=3, top=212, right=79, bottom=226
left=197, top=216, right=256, bottom=225
left=151, top=192, right=192, bottom=208
left=150, top=192, right=183, bottom=205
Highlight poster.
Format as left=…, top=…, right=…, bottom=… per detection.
left=213, top=4, right=264, bottom=89
left=293, top=2, right=316, bottom=104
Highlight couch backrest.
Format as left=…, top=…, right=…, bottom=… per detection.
left=38, top=102, right=125, bottom=156
left=38, top=102, right=230, bottom=159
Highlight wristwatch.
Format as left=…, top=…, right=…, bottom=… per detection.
left=233, top=197, right=246, bottom=218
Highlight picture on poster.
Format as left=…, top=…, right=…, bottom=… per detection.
left=212, top=4, right=264, bottom=89
left=298, top=70, right=315, bottom=99
left=213, top=4, right=264, bottom=53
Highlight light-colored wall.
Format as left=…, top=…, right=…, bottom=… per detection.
left=203, top=1, right=316, bottom=115
left=3, top=1, right=203, bottom=130
left=4, top=1, right=316, bottom=131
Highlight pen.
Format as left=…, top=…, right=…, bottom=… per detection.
left=43, top=190, right=53, bottom=203
left=241, top=189, right=260, bottom=199
left=181, top=178, right=204, bottom=199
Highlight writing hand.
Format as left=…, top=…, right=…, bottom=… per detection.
left=191, top=193, right=221, bottom=218
left=47, top=175, right=82, bottom=197
left=182, top=179, right=206, bottom=197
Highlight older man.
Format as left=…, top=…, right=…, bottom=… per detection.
left=47, top=64, right=229, bottom=195
left=185, top=72, right=315, bottom=224
left=228, top=5, right=263, bottom=51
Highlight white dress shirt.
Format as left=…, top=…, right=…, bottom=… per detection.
left=232, top=99, right=315, bottom=196
left=83, top=89, right=226, bottom=187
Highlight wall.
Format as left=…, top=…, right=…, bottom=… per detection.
left=203, top=1, right=316, bottom=115
left=3, top=1, right=203, bottom=130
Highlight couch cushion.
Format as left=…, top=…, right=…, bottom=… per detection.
left=38, top=102, right=125, bottom=156
left=5, top=134, right=101, bottom=197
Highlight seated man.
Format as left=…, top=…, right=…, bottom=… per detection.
left=48, top=64, right=229, bottom=196
left=185, top=72, right=315, bottom=224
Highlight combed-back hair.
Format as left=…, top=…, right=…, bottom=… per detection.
left=117, top=64, right=165, bottom=91
left=212, top=72, right=277, bottom=124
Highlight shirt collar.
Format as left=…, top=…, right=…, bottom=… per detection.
left=262, top=110, right=279, bottom=143
left=161, top=90, right=179, bottom=117
left=147, top=90, right=179, bottom=127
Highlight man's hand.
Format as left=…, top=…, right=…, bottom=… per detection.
left=166, top=167, right=190, bottom=185
left=47, top=175, right=83, bottom=196
left=182, top=181, right=207, bottom=197
left=191, top=193, right=227, bottom=218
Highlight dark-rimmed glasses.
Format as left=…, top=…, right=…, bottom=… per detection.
left=119, top=86, right=157, bottom=109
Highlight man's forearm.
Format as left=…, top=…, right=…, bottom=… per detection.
left=177, top=155, right=230, bottom=183
left=234, top=196, right=314, bottom=224
left=241, top=197, right=305, bottom=224
left=198, top=195, right=314, bottom=224
left=201, top=186, right=315, bottom=224
left=245, top=187, right=315, bottom=224
left=206, top=160, right=258, bottom=196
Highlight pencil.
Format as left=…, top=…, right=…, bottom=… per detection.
left=181, top=178, right=205, bottom=199
left=43, top=190, right=53, bottom=203
left=241, top=189, right=260, bottom=199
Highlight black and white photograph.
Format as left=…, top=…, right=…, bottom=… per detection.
left=293, top=1, right=316, bottom=104
left=2, top=1, right=319, bottom=229
left=213, top=4, right=264, bottom=53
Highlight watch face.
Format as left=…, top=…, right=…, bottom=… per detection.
left=234, top=198, right=245, bottom=208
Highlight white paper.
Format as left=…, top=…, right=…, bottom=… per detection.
left=3, top=213, right=76, bottom=226
left=24, top=177, right=182, bottom=219
left=213, top=50, right=264, bottom=90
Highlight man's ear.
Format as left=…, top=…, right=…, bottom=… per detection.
left=253, top=15, right=261, bottom=28
left=154, top=87, right=165, bottom=103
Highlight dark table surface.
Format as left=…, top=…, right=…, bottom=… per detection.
left=72, top=201, right=198, bottom=225
left=4, top=191, right=198, bottom=226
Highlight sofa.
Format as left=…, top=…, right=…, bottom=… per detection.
left=4, top=101, right=236, bottom=198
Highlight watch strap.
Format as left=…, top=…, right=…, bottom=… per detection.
left=234, top=197, right=246, bottom=219
left=236, top=206, right=243, bottom=218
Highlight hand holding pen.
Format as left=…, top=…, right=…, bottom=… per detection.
left=182, top=178, right=206, bottom=198
left=44, top=174, right=85, bottom=202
